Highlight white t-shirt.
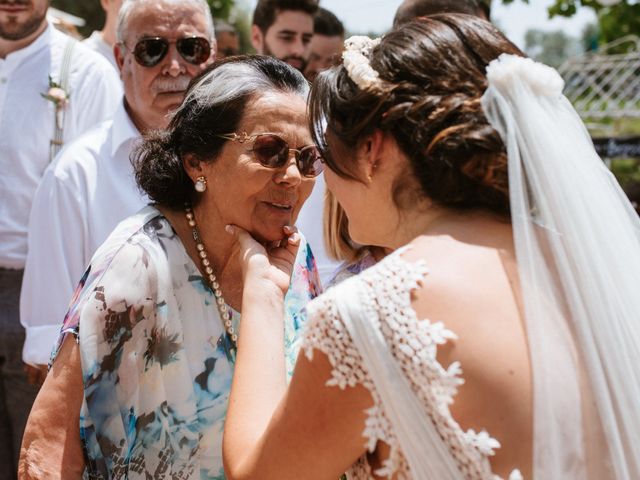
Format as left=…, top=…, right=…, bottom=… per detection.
left=20, top=102, right=147, bottom=365
left=296, top=174, right=340, bottom=287
left=83, top=30, right=117, bottom=70
left=0, top=23, right=123, bottom=269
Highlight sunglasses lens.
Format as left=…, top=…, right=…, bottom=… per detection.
left=252, top=135, right=288, bottom=168
left=134, top=38, right=168, bottom=67
left=298, top=146, right=324, bottom=177
left=177, top=37, right=211, bottom=65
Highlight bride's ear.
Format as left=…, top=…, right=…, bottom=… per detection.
left=362, top=129, right=385, bottom=182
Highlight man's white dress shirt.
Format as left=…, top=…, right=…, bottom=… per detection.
left=20, top=102, right=147, bottom=365
left=83, top=31, right=117, bottom=70
left=296, top=174, right=340, bottom=287
left=0, top=23, right=122, bottom=270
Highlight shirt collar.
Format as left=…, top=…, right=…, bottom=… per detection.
left=88, top=31, right=110, bottom=49
left=111, top=100, right=140, bottom=157
left=3, top=21, right=52, bottom=65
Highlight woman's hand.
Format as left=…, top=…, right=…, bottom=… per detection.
left=223, top=225, right=300, bottom=473
left=226, top=224, right=300, bottom=296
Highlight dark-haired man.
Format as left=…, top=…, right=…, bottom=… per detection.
left=215, top=19, right=240, bottom=59
left=303, top=7, right=344, bottom=82
left=393, top=0, right=489, bottom=27
left=251, top=0, right=318, bottom=72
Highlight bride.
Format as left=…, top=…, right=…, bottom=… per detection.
left=222, top=14, right=640, bottom=480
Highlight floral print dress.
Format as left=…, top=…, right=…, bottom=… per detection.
left=51, top=205, right=321, bottom=480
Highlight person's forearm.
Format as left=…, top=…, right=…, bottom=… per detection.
left=224, top=278, right=287, bottom=477
left=19, top=337, right=85, bottom=479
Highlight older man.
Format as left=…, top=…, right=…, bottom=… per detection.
left=251, top=0, right=318, bottom=72
left=0, top=0, right=121, bottom=476
left=19, top=0, right=214, bottom=397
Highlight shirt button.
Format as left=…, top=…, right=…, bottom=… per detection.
left=0, top=78, right=6, bottom=84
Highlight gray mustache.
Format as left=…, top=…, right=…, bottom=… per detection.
left=151, top=77, right=191, bottom=95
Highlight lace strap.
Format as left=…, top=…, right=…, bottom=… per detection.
left=333, top=274, right=465, bottom=480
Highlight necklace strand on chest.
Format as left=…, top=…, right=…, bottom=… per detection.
left=185, top=206, right=238, bottom=350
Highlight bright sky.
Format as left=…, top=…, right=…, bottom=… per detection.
left=241, top=0, right=597, bottom=49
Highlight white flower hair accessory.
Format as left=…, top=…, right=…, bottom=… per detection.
left=342, top=35, right=384, bottom=93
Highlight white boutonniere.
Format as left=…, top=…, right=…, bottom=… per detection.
left=41, top=76, right=70, bottom=128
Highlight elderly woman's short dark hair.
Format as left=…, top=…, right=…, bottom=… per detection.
left=133, top=55, right=309, bottom=210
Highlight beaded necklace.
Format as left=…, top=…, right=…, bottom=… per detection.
left=185, top=206, right=238, bottom=351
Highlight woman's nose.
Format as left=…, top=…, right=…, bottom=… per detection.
left=274, top=153, right=303, bottom=186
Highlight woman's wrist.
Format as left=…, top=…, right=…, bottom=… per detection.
left=243, top=277, right=285, bottom=305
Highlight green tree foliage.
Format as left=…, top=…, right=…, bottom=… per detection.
left=595, top=2, right=640, bottom=47
left=229, top=6, right=255, bottom=54
left=542, top=0, right=639, bottom=50
left=580, top=22, right=599, bottom=51
left=207, top=0, right=236, bottom=20
left=524, top=29, right=581, bottom=68
left=50, top=0, right=238, bottom=37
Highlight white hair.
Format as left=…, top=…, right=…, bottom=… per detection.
left=116, top=0, right=215, bottom=43
left=179, top=57, right=309, bottom=117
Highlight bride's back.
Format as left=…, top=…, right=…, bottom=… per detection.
left=404, top=212, right=532, bottom=478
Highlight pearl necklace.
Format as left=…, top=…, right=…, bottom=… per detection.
left=185, top=206, right=238, bottom=350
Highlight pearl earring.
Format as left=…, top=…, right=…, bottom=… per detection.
left=194, top=176, right=207, bottom=193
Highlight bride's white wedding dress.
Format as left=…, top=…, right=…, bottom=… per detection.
left=303, top=249, right=522, bottom=480
left=300, top=54, right=640, bottom=479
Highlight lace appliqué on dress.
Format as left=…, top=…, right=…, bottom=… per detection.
left=303, top=250, right=518, bottom=480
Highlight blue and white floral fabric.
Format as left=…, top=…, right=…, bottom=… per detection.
left=51, top=205, right=321, bottom=479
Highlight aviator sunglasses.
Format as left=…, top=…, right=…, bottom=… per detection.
left=125, top=36, right=211, bottom=67
left=218, top=132, right=324, bottom=178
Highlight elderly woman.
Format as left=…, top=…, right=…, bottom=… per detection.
left=19, top=56, right=322, bottom=479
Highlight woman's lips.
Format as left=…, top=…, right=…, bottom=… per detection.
left=263, top=201, right=293, bottom=212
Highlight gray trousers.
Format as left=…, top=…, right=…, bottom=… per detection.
left=0, top=269, right=40, bottom=480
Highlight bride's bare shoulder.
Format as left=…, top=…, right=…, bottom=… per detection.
left=397, top=214, right=522, bottom=346
left=400, top=214, right=516, bottom=288
left=400, top=215, right=532, bottom=478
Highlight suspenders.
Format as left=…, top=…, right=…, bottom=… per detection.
left=49, top=37, right=77, bottom=162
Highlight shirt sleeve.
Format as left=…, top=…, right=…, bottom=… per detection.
left=65, top=239, right=154, bottom=474
left=62, top=235, right=201, bottom=477
left=20, top=165, right=89, bottom=365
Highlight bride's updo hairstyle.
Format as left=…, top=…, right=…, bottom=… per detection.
left=309, top=14, right=524, bottom=215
